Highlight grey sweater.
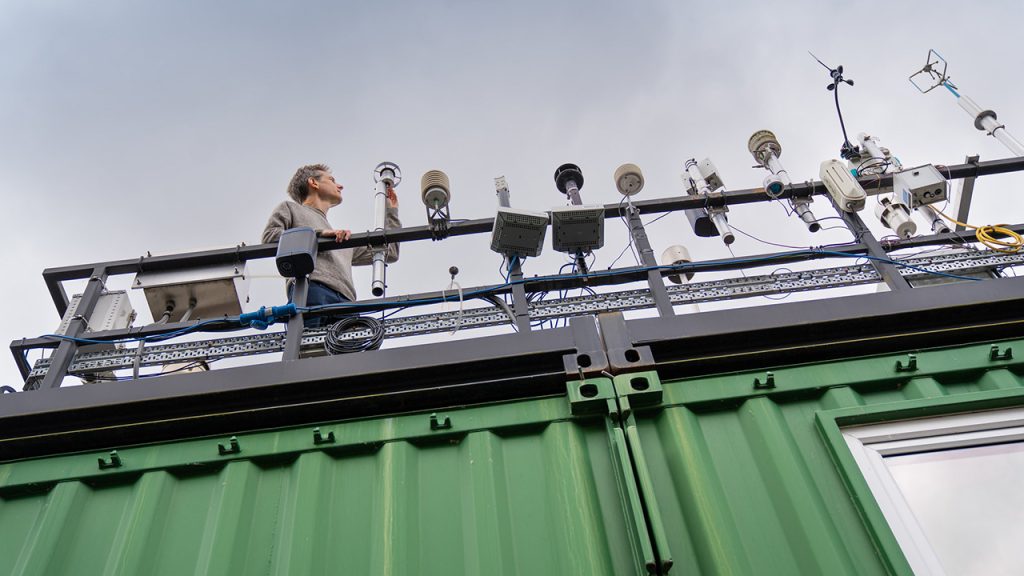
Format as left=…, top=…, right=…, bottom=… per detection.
left=261, top=201, right=400, bottom=301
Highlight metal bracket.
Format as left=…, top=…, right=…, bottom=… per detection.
left=990, top=345, right=1013, bottom=361
left=895, top=354, right=918, bottom=373
left=612, top=371, right=664, bottom=417
left=98, top=450, right=122, bottom=470
left=597, top=313, right=656, bottom=375
left=217, top=436, right=241, bottom=455
left=566, top=377, right=617, bottom=416
left=429, top=413, right=452, bottom=430
left=313, top=427, right=336, bottom=445
left=753, top=372, right=776, bottom=389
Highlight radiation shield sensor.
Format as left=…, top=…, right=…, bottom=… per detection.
left=550, top=205, right=605, bottom=253
left=490, top=207, right=549, bottom=258
left=421, top=169, right=452, bottom=239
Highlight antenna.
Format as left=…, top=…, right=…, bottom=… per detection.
left=808, top=52, right=858, bottom=160
left=910, top=50, right=1024, bottom=156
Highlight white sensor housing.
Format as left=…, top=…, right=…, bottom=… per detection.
left=893, top=164, right=947, bottom=208
left=421, top=170, right=451, bottom=208
left=614, top=163, right=644, bottom=196
left=820, top=159, right=866, bottom=212
left=875, top=196, right=917, bottom=239
left=661, top=245, right=694, bottom=284
left=696, top=158, right=724, bottom=191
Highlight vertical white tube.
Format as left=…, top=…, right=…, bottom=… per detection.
left=371, top=179, right=388, bottom=297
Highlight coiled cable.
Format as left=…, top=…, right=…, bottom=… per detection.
left=324, top=316, right=384, bottom=355
left=934, top=208, right=1022, bottom=254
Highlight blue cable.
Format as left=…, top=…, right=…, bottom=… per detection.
left=943, top=81, right=961, bottom=98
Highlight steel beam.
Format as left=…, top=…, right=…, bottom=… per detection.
left=5, top=275, right=1024, bottom=461
left=627, top=275, right=1024, bottom=380
left=623, top=204, right=674, bottom=317
left=955, top=155, right=981, bottom=232
left=282, top=277, right=308, bottom=361
left=34, top=268, right=107, bottom=390
left=0, top=326, right=581, bottom=460
left=829, top=197, right=910, bottom=291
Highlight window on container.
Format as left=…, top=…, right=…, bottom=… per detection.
left=842, top=407, right=1024, bottom=576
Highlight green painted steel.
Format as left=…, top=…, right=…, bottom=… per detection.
left=0, top=392, right=655, bottom=576
left=3, top=338, right=1023, bottom=575
left=622, top=337, right=1024, bottom=575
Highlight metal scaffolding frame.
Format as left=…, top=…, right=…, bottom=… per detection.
left=3, top=156, right=1024, bottom=460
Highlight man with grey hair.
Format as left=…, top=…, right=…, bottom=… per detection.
left=262, top=163, right=399, bottom=328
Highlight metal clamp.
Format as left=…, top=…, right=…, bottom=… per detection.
left=217, top=436, right=241, bottom=455
left=895, top=354, right=918, bottom=373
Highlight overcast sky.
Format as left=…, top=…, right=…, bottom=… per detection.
left=2, top=0, right=1022, bottom=388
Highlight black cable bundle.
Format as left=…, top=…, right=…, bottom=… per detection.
left=323, top=316, right=384, bottom=355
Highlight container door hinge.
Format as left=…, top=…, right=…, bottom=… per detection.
left=313, top=427, right=336, bottom=445
left=429, top=413, right=452, bottom=430
left=895, top=354, right=918, bottom=372
left=217, top=436, right=241, bottom=456
left=990, top=345, right=1013, bottom=361
left=98, top=450, right=122, bottom=470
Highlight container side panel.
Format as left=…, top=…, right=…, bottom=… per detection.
left=0, top=403, right=642, bottom=576
left=642, top=347, right=1024, bottom=576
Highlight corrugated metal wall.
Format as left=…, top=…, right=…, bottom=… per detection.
left=2, top=337, right=1023, bottom=575
left=0, top=396, right=649, bottom=575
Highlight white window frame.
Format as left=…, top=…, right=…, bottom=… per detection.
left=842, top=407, right=1024, bottom=576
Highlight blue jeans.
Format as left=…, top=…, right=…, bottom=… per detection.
left=288, top=280, right=350, bottom=329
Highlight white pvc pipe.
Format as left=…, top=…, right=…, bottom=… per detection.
left=370, top=179, right=389, bottom=297
left=958, top=96, right=1024, bottom=156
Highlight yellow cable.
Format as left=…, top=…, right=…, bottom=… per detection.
left=933, top=208, right=1022, bottom=254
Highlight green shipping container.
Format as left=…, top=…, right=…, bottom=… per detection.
left=2, top=336, right=1022, bottom=575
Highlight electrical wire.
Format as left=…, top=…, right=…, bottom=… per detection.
left=932, top=208, right=1023, bottom=254
left=323, top=316, right=384, bottom=354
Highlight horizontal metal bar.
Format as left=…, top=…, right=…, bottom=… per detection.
left=41, top=157, right=1024, bottom=286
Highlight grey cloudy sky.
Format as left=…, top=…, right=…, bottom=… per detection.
left=2, top=0, right=1022, bottom=387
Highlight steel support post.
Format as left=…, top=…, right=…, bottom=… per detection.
left=829, top=197, right=910, bottom=291
left=625, top=204, right=674, bottom=317
left=508, top=259, right=532, bottom=333
left=955, top=155, right=980, bottom=232
left=35, top=267, right=108, bottom=390
left=282, top=277, right=309, bottom=361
